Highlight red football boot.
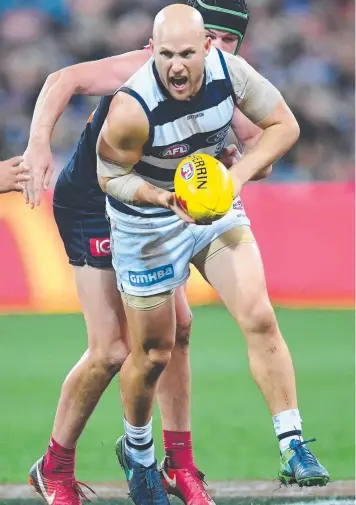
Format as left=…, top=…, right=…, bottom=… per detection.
left=29, top=457, right=96, bottom=504
left=159, top=457, right=216, bottom=505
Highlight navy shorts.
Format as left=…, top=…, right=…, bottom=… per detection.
left=53, top=204, right=113, bottom=269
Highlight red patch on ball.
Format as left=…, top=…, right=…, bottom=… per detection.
left=177, top=195, right=188, bottom=211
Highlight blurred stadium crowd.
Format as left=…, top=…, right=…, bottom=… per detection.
left=0, top=0, right=354, bottom=182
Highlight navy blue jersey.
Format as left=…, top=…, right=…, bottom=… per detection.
left=55, top=95, right=113, bottom=212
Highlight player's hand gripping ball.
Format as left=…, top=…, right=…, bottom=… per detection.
left=174, top=153, right=234, bottom=222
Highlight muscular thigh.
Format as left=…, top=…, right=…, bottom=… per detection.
left=74, top=266, right=128, bottom=350
left=194, top=228, right=271, bottom=325
left=122, top=293, right=176, bottom=361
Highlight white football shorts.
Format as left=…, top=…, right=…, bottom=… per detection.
left=107, top=197, right=250, bottom=296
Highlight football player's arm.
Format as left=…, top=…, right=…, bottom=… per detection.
left=226, top=54, right=299, bottom=194
left=97, top=93, right=192, bottom=223
left=29, top=50, right=150, bottom=143
left=230, top=108, right=272, bottom=180
left=23, top=49, right=150, bottom=208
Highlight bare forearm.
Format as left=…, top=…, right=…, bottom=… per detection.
left=230, top=115, right=272, bottom=182
left=249, top=165, right=273, bottom=181
left=230, top=123, right=299, bottom=187
left=132, top=182, right=170, bottom=207
left=28, top=71, right=78, bottom=144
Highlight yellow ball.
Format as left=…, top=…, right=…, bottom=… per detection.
left=174, top=153, right=234, bottom=221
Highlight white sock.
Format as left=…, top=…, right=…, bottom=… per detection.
left=124, top=418, right=155, bottom=467
left=273, top=409, right=303, bottom=453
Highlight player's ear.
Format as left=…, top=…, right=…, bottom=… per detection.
left=149, top=38, right=154, bottom=55
left=204, top=36, right=211, bottom=56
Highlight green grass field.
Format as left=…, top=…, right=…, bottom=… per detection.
left=0, top=306, right=354, bottom=488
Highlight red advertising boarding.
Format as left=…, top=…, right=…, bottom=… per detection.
left=0, top=182, right=353, bottom=313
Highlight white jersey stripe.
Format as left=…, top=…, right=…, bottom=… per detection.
left=152, top=96, right=234, bottom=147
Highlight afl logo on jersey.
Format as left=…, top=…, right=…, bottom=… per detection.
left=180, top=161, right=195, bottom=181
left=161, top=143, right=190, bottom=158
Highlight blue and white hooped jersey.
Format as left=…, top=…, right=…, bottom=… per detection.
left=107, top=46, right=236, bottom=218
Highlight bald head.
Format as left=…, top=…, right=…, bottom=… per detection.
left=153, top=4, right=205, bottom=44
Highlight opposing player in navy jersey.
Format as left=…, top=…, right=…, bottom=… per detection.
left=95, top=3, right=328, bottom=503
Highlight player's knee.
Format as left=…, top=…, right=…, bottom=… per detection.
left=175, top=313, right=193, bottom=348
left=241, top=301, right=278, bottom=338
left=146, top=348, right=173, bottom=381
left=89, top=339, right=129, bottom=375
